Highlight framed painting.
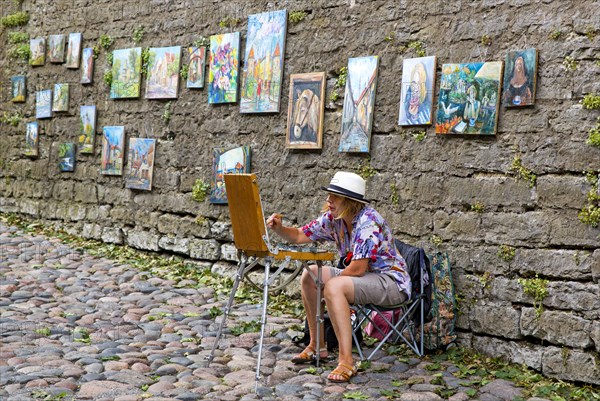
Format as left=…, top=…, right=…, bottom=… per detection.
left=11, top=76, right=26, bottom=103
left=502, top=48, right=538, bottom=107
left=110, top=48, right=142, bottom=99
left=52, top=83, right=69, bottom=112
left=81, top=47, right=94, bottom=84
left=286, top=72, right=326, bottom=149
left=30, top=38, right=46, bottom=66
left=24, top=122, right=39, bottom=158
left=187, top=46, right=206, bottom=88
left=36, top=90, right=52, bottom=119
left=398, top=56, right=437, bottom=126
left=435, top=62, right=503, bottom=135
left=101, top=126, right=125, bottom=175
left=65, top=33, right=82, bottom=69
left=210, top=145, right=251, bottom=204
left=58, top=143, right=76, bottom=172
left=339, top=55, right=379, bottom=153
left=126, top=138, right=156, bottom=191
left=240, top=9, right=287, bottom=113
left=145, top=46, right=181, bottom=99
left=208, top=32, right=240, bottom=104
left=79, top=105, right=96, bottom=154
left=48, top=34, right=66, bottom=63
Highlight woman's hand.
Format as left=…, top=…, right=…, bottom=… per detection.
left=266, top=213, right=283, bottom=230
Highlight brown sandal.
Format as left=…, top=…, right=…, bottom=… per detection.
left=327, top=362, right=357, bottom=383
left=291, top=346, right=328, bottom=364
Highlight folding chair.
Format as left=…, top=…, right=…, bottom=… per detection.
left=351, top=240, right=430, bottom=360
left=207, top=173, right=336, bottom=389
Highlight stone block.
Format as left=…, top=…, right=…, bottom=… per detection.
left=513, top=248, right=594, bottom=280
left=220, top=243, right=238, bottom=262
left=548, top=212, right=600, bottom=247
left=471, top=336, right=543, bottom=371
left=98, top=187, right=134, bottom=206
left=591, top=321, right=600, bottom=353
left=537, top=175, right=588, bottom=209
left=158, top=236, right=190, bottom=255
left=469, top=301, right=522, bottom=339
left=593, top=249, right=600, bottom=283
left=211, top=261, right=239, bottom=280
left=109, top=207, right=136, bottom=225
left=433, top=211, right=481, bottom=244
left=210, top=221, right=233, bottom=241
left=520, top=307, right=593, bottom=348
left=134, top=210, right=160, bottom=229
left=157, top=213, right=211, bottom=238
left=545, top=281, right=600, bottom=320
left=82, top=223, right=102, bottom=240
left=126, top=230, right=159, bottom=252
left=102, top=228, right=123, bottom=244
left=189, top=239, right=221, bottom=261
left=482, top=212, right=551, bottom=246
left=73, top=182, right=98, bottom=204
left=542, top=347, right=600, bottom=385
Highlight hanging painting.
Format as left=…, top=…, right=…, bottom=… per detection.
left=187, top=46, right=206, bottom=88
left=48, top=34, right=66, bottom=63
left=286, top=72, right=326, bottom=149
left=126, top=138, right=156, bottom=191
left=110, top=47, right=142, bottom=99
left=398, top=56, right=437, bottom=126
left=339, top=56, right=379, bottom=153
left=502, top=48, right=537, bottom=107
left=52, top=83, right=69, bottom=112
left=79, top=105, right=96, bottom=154
left=435, top=62, right=503, bottom=135
left=30, top=38, right=46, bottom=66
left=208, top=32, right=240, bottom=104
left=36, top=90, right=52, bottom=119
left=24, top=122, right=39, bottom=157
left=81, top=47, right=94, bottom=84
left=65, top=33, right=82, bottom=69
left=145, top=46, right=181, bottom=99
left=58, top=143, right=76, bottom=172
left=210, top=145, right=251, bottom=204
left=240, top=9, right=287, bottom=113
left=101, top=126, right=125, bottom=175
left=11, top=76, right=26, bottom=103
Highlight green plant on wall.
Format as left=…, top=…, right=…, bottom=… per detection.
left=578, top=171, right=600, bottom=227
left=132, top=26, right=145, bottom=44
left=330, top=66, right=348, bottom=102
left=411, top=130, right=427, bottom=142
left=356, top=159, right=376, bottom=179
left=518, top=274, right=549, bottom=317
left=390, top=183, right=399, bottom=206
left=585, top=26, right=597, bottom=41
left=0, top=111, right=23, bottom=126
left=106, top=51, right=113, bottom=66
left=103, top=70, right=113, bottom=86
left=162, top=102, right=172, bottom=124
left=7, top=31, right=28, bottom=43
left=407, top=41, right=426, bottom=57
left=470, top=201, right=485, bottom=213
left=192, top=179, right=211, bottom=202
left=192, top=36, right=210, bottom=48
left=179, top=63, right=189, bottom=80
left=141, top=47, right=151, bottom=76
left=562, top=56, right=578, bottom=71
left=586, top=117, right=600, bottom=148
left=582, top=94, right=600, bottom=110
left=509, top=154, right=537, bottom=188
left=219, top=16, right=240, bottom=28
left=93, top=34, right=114, bottom=59
left=480, top=34, right=492, bottom=46
left=288, top=10, right=307, bottom=23
left=1, top=11, right=29, bottom=27
left=430, top=235, right=443, bottom=247
left=497, top=244, right=516, bottom=262
left=548, top=29, right=562, bottom=40
left=7, top=42, right=30, bottom=61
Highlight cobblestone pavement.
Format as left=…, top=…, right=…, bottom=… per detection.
left=1, top=223, right=548, bottom=401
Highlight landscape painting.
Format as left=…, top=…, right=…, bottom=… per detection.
left=436, top=62, right=503, bottom=135
left=81, top=47, right=94, bottom=84
left=398, top=56, right=437, bottom=126
left=79, top=105, right=97, bottom=154
left=24, top=122, right=39, bottom=157
left=36, top=90, right=52, bottom=119
left=65, top=33, right=82, bottom=68
left=30, top=38, right=46, bottom=66
left=208, top=32, right=240, bottom=104
left=110, top=47, right=142, bottom=99
left=52, top=83, right=69, bottom=112
left=502, top=48, right=537, bottom=107
left=101, top=126, right=125, bottom=175
left=286, top=72, right=326, bottom=149
left=58, top=143, right=76, bottom=172
left=48, top=34, right=66, bottom=63
left=126, top=138, right=156, bottom=191
left=187, top=46, right=206, bottom=88
left=145, top=46, right=181, bottom=99
left=11, top=76, right=26, bottom=103
left=240, top=9, right=287, bottom=113
left=210, top=145, right=251, bottom=204
left=339, top=56, right=379, bottom=153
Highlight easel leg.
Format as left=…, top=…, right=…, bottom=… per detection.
left=254, top=257, right=271, bottom=390
left=315, top=261, right=323, bottom=368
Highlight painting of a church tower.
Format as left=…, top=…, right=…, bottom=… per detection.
left=240, top=9, right=287, bottom=113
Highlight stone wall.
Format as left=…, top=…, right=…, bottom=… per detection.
left=1, top=0, right=599, bottom=385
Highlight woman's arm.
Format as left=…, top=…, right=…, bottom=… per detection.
left=340, top=258, right=369, bottom=277
left=266, top=213, right=312, bottom=244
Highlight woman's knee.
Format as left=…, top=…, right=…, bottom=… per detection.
left=324, top=277, right=353, bottom=300
left=300, top=265, right=319, bottom=286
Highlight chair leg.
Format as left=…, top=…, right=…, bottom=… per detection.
left=254, top=257, right=272, bottom=390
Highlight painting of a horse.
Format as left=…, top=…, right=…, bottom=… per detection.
left=286, top=72, right=326, bottom=149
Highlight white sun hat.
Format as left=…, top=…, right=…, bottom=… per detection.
left=321, top=171, right=369, bottom=203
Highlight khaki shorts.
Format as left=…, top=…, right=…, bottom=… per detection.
left=329, top=267, right=408, bottom=306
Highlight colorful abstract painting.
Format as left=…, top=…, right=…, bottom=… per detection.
left=11, top=76, right=26, bottom=103
left=436, top=62, right=503, bottom=135
left=65, top=33, right=82, bottom=69
left=110, top=48, right=142, bottom=99
left=101, top=126, right=125, bottom=176
left=399, top=56, right=437, bottom=126
left=52, top=83, right=69, bottom=112
left=24, top=122, right=38, bottom=157
left=48, top=34, right=66, bottom=63
left=339, top=56, right=379, bottom=153
left=286, top=72, right=326, bottom=149
left=58, top=143, right=76, bottom=172
left=36, top=90, right=52, bottom=119
left=79, top=106, right=96, bottom=154
left=208, top=32, right=240, bottom=104
left=145, top=46, right=181, bottom=99
left=187, top=46, right=206, bottom=88
left=210, top=146, right=251, bottom=204
left=126, top=138, right=156, bottom=191
left=30, top=38, right=46, bottom=66
left=502, top=48, right=537, bottom=107
left=240, top=9, right=287, bottom=113
left=81, top=47, right=95, bottom=84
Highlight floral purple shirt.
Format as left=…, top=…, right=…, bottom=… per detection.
left=301, top=206, right=411, bottom=297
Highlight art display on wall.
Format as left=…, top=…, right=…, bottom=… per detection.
left=24, top=122, right=39, bottom=157
left=58, top=143, right=76, bottom=172
left=339, top=55, right=379, bottom=153
left=126, top=138, right=156, bottom=190
left=187, top=46, right=206, bottom=88
left=398, top=56, right=437, bottom=126
left=48, top=34, right=66, bottom=63
left=11, top=76, right=26, bottom=103
left=81, top=47, right=95, bottom=84
left=79, top=105, right=96, bottom=154
left=210, top=145, right=251, bottom=204
left=436, top=62, right=503, bottom=135
left=36, top=89, right=52, bottom=119
left=145, top=46, right=182, bottom=99
left=286, top=72, right=326, bottom=149
left=101, top=126, right=125, bottom=175
left=110, top=47, right=142, bottom=99
left=240, top=9, right=287, bottom=113
left=208, top=32, right=240, bottom=104
left=52, top=83, right=69, bottom=112
left=502, top=48, right=537, bottom=107
left=30, top=38, right=46, bottom=66
left=65, top=33, right=82, bottom=69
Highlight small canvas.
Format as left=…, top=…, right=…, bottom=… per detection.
left=339, top=56, right=379, bottom=153
left=36, top=90, right=52, bottom=119
left=210, top=145, right=251, bottom=204
left=240, top=9, right=287, bottom=113
left=24, top=122, right=39, bottom=157
left=65, top=33, right=82, bottom=69
left=286, top=72, right=326, bottom=149
left=58, top=143, right=76, bottom=172
left=126, top=138, right=156, bottom=191
left=436, top=62, right=503, bottom=135
left=208, top=32, right=240, bottom=104
left=101, top=126, right=125, bottom=175
left=399, top=56, right=437, bottom=126
left=110, top=48, right=142, bottom=99
left=502, top=48, right=538, bottom=107
left=30, top=38, right=46, bottom=66
left=187, top=46, right=206, bottom=88
left=48, top=34, right=66, bottom=63
left=145, top=46, right=181, bottom=99
left=11, top=76, right=26, bottom=103
left=81, top=47, right=95, bottom=84
left=79, top=105, right=97, bottom=154
left=52, top=83, right=69, bottom=112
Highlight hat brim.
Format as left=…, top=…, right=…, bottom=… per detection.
left=321, top=186, right=370, bottom=203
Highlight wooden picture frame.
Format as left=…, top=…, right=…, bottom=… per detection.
left=286, top=72, right=325, bottom=149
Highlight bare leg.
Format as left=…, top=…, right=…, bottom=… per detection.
left=323, top=276, right=355, bottom=377
left=299, top=265, right=333, bottom=356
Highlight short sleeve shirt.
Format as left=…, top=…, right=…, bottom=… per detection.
left=301, top=206, right=411, bottom=297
